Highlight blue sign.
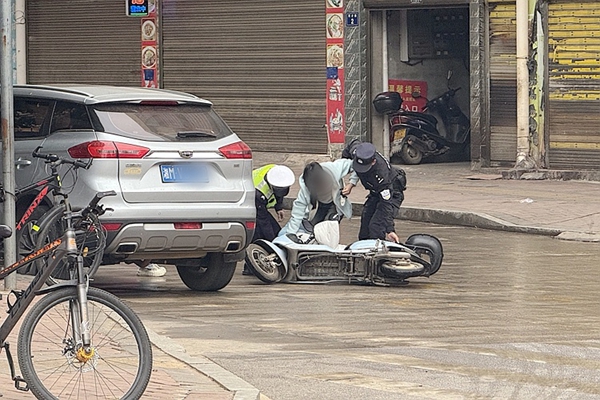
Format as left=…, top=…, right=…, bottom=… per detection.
left=143, top=69, right=155, bottom=81
left=126, top=0, right=149, bottom=17
left=346, top=12, right=359, bottom=27
left=327, top=67, right=339, bottom=80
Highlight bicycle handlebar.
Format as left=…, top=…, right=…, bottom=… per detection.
left=80, top=190, right=117, bottom=219
left=32, top=146, right=92, bottom=169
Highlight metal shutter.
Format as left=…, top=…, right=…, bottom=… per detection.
left=27, top=0, right=140, bottom=86
left=488, top=1, right=517, bottom=165
left=363, top=0, right=468, bottom=8
left=548, top=0, right=600, bottom=169
left=161, top=1, right=327, bottom=153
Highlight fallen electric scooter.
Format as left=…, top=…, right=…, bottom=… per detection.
left=245, top=220, right=443, bottom=286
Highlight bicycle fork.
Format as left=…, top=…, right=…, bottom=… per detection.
left=66, top=228, right=93, bottom=362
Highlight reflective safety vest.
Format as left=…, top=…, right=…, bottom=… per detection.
left=253, top=164, right=277, bottom=209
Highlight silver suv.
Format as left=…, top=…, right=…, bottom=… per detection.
left=9, top=85, right=255, bottom=291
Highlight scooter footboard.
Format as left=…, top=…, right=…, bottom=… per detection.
left=405, top=234, right=444, bottom=275
left=296, top=252, right=366, bottom=281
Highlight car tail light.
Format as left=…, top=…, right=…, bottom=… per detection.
left=68, top=141, right=150, bottom=159
left=174, top=222, right=203, bottom=229
left=245, top=221, right=256, bottom=230
left=102, top=223, right=122, bottom=231
left=219, top=141, right=252, bottom=159
left=390, top=113, right=415, bottom=126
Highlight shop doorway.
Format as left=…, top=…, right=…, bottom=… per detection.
left=376, top=7, right=471, bottom=165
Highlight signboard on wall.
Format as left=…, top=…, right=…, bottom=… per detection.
left=140, top=0, right=158, bottom=87
left=326, top=0, right=345, bottom=144
left=126, top=0, right=149, bottom=16
left=388, top=79, right=428, bottom=112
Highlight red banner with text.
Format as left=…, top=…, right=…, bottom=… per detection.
left=326, top=0, right=345, bottom=144
left=141, top=0, right=159, bottom=88
left=388, top=79, right=428, bottom=112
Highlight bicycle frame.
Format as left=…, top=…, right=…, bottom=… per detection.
left=0, top=225, right=89, bottom=391
left=14, top=178, right=60, bottom=231
left=0, top=238, right=67, bottom=342
left=3, top=150, right=91, bottom=235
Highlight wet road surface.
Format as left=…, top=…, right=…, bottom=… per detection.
left=93, top=220, right=600, bottom=400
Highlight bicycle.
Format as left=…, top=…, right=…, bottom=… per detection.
left=1, top=147, right=104, bottom=284
left=0, top=190, right=152, bottom=399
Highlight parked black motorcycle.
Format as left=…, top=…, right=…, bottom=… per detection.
left=374, top=72, right=470, bottom=165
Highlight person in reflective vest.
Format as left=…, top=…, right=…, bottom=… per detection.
left=244, top=164, right=295, bottom=275
left=252, top=164, right=295, bottom=242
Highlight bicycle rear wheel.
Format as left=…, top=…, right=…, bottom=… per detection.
left=17, top=287, right=152, bottom=400
left=34, top=204, right=105, bottom=285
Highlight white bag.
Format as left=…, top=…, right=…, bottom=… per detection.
left=313, top=221, right=340, bottom=249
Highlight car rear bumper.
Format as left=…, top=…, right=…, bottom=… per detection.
left=104, top=221, right=252, bottom=260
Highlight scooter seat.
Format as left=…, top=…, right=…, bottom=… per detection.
left=401, top=111, right=437, bottom=127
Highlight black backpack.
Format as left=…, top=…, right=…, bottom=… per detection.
left=341, top=138, right=362, bottom=159
left=393, top=167, right=407, bottom=191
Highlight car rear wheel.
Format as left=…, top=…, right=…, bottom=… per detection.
left=176, top=253, right=236, bottom=291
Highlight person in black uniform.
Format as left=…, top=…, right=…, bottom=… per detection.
left=342, top=142, right=406, bottom=243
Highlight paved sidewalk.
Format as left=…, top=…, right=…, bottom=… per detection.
left=0, top=281, right=260, bottom=400
left=254, top=152, right=600, bottom=242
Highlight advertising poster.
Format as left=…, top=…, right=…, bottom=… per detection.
left=141, top=0, right=158, bottom=88
left=388, top=79, right=428, bottom=112
left=326, top=0, right=345, bottom=144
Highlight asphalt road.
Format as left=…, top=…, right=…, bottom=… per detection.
left=93, top=220, right=600, bottom=400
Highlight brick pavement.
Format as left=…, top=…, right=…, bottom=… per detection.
left=0, top=280, right=236, bottom=400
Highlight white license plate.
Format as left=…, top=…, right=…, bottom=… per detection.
left=160, top=164, right=208, bottom=183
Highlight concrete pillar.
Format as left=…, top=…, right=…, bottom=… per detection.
left=15, top=0, right=25, bottom=83
left=368, top=11, right=385, bottom=153
left=529, top=0, right=548, bottom=169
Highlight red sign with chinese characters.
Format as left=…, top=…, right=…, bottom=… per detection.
left=140, top=1, right=158, bottom=88
left=388, top=79, right=428, bottom=112
left=326, top=0, right=345, bottom=144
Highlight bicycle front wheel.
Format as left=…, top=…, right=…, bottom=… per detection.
left=17, top=287, right=152, bottom=400
left=34, top=204, right=106, bottom=285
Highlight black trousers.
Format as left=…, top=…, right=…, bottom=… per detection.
left=252, top=189, right=281, bottom=242
left=309, top=201, right=336, bottom=226
left=358, top=190, right=403, bottom=240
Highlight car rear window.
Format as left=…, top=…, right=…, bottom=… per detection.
left=91, top=103, right=234, bottom=141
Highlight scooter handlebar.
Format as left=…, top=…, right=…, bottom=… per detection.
left=426, top=87, right=461, bottom=109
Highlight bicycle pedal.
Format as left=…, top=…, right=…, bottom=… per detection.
left=13, top=376, right=29, bottom=392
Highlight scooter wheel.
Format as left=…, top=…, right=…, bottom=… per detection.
left=379, top=259, right=424, bottom=279
left=401, top=144, right=423, bottom=165
left=245, top=243, right=285, bottom=284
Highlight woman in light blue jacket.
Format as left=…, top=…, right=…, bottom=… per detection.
left=279, top=158, right=359, bottom=236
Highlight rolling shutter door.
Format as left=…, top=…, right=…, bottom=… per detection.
left=363, top=0, right=468, bottom=7
left=488, top=1, right=517, bottom=165
left=161, top=1, right=327, bottom=153
left=548, top=1, right=600, bottom=169
left=26, top=0, right=140, bottom=86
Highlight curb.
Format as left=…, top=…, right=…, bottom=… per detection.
left=146, top=327, right=261, bottom=400
left=397, top=206, right=562, bottom=237
left=283, top=198, right=600, bottom=242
